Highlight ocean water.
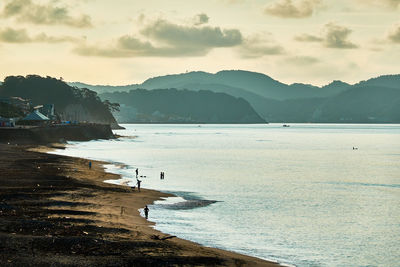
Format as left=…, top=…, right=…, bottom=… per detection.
left=50, top=124, right=400, bottom=266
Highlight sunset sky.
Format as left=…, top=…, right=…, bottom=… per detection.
left=0, top=0, right=399, bottom=86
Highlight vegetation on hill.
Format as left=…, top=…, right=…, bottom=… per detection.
left=260, top=86, right=400, bottom=123
left=73, top=70, right=400, bottom=123
left=101, top=89, right=265, bottom=123
left=356, top=74, right=400, bottom=89
left=0, top=102, right=24, bottom=118
left=0, top=75, right=120, bottom=127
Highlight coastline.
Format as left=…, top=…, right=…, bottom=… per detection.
left=0, top=143, right=279, bottom=266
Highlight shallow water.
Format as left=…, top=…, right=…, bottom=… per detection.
left=50, top=124, right=400, bottom=266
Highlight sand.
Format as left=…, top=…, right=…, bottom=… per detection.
left=0, top=143, right=279, bottom=266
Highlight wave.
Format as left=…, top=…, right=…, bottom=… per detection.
left=155, top=192, right=219, bottom=210
left=321, top=181, right=400, bottom=189
left=157, top=199, right=218, bottom=210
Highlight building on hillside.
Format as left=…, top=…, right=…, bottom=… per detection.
left=40, top=104, right=55, bottom=119
left=21, top=110, right=50, bottom=125
left=34, top=104, right=55, bottom=120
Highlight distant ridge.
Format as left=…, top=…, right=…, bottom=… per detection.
left=69, top=70, right=352, bottom=100
left=71, top=70, right=400, bottom=123
left=100, top=88, right=266, bottom=124
left=355, top=74, right=400, bottom=89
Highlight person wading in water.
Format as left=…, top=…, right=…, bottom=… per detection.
left=144, top=205, right=149, bottom=219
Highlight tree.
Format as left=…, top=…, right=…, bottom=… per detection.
left=103, top=100, right=120, bottom=112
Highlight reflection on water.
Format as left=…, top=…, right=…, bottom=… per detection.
left=50, top=124, right=400, bottom=267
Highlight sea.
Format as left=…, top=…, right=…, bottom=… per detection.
left=49, top=124, right=400, bottom=267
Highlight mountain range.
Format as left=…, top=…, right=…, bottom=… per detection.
left=71, top=70, right=400, bottom=123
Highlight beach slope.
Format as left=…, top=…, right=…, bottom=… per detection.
left=0, top=144, right=278, bottom=266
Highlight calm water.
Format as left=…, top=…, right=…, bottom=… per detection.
left=50, top=124, right=400, bottom=266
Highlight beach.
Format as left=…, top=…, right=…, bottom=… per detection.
left=0, top=143, right=278, bottom=266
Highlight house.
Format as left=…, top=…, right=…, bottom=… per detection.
left=22, top=110, right=50, bottom=125
left=40, top=104, right=55, bottom=119
left=33, top=104, right=55, bottom=120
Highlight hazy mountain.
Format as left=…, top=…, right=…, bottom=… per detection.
left=73, top=70, right=351, bottom=120
left=72, top=71, right=400, bottom=123
left=100, top=89, right=265, bottom=123
left=68, top=82, right=140, bottom=94
left=355, top=74, right=400, bottom=89
left=315, top=86, right=400, bottom=123
left=140, top=70, right=345, bottom=100
left=262, top=86, right=400, bottom=123
left=71, top=70, right=350, bottom=100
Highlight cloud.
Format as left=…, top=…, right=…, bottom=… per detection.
left=264, top=0, right=322, bottom=18
left=0, top=27, right=30, bottom=43
left=294, top=34, right=323, bottom=42
left=382, top=0, right=400, bottom=7
left=1, top=0, right=92, bottom=28
left=193, top=13, right=209, bottom=26
left=140, top=19, right=242, bottom=48
left=74, top=19, right=243, bottom=58
left=219, top=0, right=245, bottom=4
left=387, top=23, right=400, bottom=43
left=356, top=0, right=400, bottom=8
left=284, top=56, right=320, bottom=65
left=74, top=18, right=286, bottom=59
left=238, top=36, right=285, bottom=58
left=323, top=23, right=358, bottom=49
left=295, top=23, right=358, bottom=49
left=0, top=27, right=79, bottom=43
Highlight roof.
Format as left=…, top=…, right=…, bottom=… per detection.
left=22, top=110, right=50, bottom=121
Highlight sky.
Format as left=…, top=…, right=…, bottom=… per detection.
left=0, top=0, right=399, bottom=86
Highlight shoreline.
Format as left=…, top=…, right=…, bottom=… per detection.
left=0, top=143, right=279, bottom=266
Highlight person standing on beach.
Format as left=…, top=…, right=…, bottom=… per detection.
left=144, top=205, right=149, bottom=219
left=89, top=161, right=92, bottom=169
left=137, top=179, right=141, bottom=192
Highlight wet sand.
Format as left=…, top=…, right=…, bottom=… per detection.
left=0, top=143, right=279, bottom=266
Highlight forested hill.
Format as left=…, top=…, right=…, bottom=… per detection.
left=100, top=89, right=266, bottom=123
left=0, top=75, right=120, bottom=128
left=72, top=70, right=400, bottom=123
left=258, top=86, right=400, bottom=123
left=71, top=70, right=348, bottom=100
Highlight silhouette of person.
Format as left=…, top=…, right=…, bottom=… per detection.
left=144, top=205, right=149, bottom=219
left=137, top=179, right=141, bottom=192
left=160, top=172, right=162, bottom=180
left=135, top=168, right=138, bottom=178
left=89, top=161, right=92, bottom=169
